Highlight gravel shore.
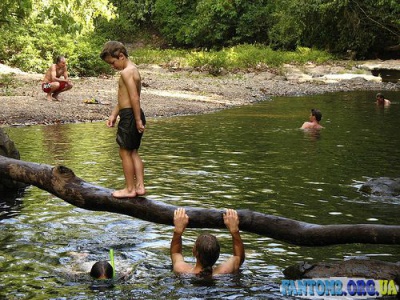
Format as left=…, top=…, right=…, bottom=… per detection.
left=0, top=61, right=399, bottom=126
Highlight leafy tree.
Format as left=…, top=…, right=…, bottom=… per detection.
left=153, top=0, right=196, bottom=46
left=153, top=0, right=271, bottom=48
left=268, top=0, right=400, bottom=58
left=188, top=0, right=239, bottom=47
left=234, top=1, right=272, bottom=45
left=0, top=0, right=32, bottom=25
left=31, top=0, right=115, bottom=34
left=0, top=0, right=116, bottom=75
left=1, top=0, right=399, bottom=74
left=96, top=0, right=155, bottom=41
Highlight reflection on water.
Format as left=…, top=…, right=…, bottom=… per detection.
left=1, top=90, right=400, bottom=299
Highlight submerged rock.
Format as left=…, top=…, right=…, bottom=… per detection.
left=0, top=128, right=20, bottom=159
left=359, top=177, right=400, bottom=197
left=284, top=258, right=400, bottom=281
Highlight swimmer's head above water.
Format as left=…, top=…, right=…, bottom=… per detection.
left=90, top=261, right=114, bottom=279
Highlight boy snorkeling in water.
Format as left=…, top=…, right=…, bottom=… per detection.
left=90, top=261, right=114, bottom=279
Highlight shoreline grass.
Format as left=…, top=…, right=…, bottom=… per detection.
left=130, top=44, right=335, bottom=75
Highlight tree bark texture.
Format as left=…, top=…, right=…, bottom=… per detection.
left=1, top=155, right=400, bottom=247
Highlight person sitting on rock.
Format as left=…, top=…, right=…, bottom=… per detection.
left=301, top=108, right=323, bottom=130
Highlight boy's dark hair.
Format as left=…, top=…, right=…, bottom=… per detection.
left=100, top=41, right=129, bottom=60
left=376, top=93, right=384, bottom=99
left=311, top=108, right=322, bottom=122
left=194, top=234, right=220, bottom=276
left=90, top=261, right=114, bottom=279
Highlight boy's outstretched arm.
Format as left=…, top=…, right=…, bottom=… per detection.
left=170, top=208, right=192, bottom=273
left=214, top=209, right=245, bottom=274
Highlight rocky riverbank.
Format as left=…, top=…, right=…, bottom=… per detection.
left=0, top=60, right=399, bottom=126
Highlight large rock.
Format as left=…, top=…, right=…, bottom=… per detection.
left=359, top=177, right=400, bottom=197
left=358, top=60, right=400, bottom=83
left=283, top=259, right=400, bottom=281
left=0, top=128, right=27, bottom=192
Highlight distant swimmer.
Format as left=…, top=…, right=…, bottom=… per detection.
left=376, top=93, right=391, bottom=106
left=301, top=108, right=323, bottom=130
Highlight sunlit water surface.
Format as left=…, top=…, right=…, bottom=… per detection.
left=1, top=91, right=400, bottom=299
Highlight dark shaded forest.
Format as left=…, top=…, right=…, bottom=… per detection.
left=0, top=0, right=399, bottom=76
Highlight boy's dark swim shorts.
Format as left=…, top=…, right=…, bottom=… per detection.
left=116, top=108, right=146, bottom=150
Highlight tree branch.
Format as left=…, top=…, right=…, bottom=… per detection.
left=1, top=155, right=400, bottom=246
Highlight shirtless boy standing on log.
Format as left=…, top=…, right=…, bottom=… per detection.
left=42, top=56, right=73, bottom=101
left=100, top=41, right=146, bottom=198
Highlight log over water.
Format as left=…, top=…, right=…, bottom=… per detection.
left=1, top=155, right=400, bottom=247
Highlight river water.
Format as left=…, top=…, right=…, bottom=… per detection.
left=1, top=90, right=400, bottom=299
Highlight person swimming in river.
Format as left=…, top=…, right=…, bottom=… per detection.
left=90, top=261, right=114, bottom=279
left=58, top=251, right=133, bottom=283
left=301, top=108, right=323, bottom=130
left=376, top=93, right=391, bottom=106
left=171, top=208, right=245, bottom=277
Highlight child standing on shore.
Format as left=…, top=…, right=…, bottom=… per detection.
left=100, top=41, right=146, bottom=198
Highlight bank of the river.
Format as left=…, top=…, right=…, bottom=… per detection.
left=0, top=61, right=399, bottom=126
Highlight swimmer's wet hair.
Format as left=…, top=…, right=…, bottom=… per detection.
left=194, top=234, right=220, bottom=276
left=90, top=260, right=114, bottom=279
left=311, top=108, right=322, bottom=122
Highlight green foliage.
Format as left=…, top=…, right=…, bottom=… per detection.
left=268, top=0, right=400, bottom=58
left=153, top=0, right=272, bottom=48
left=0, top=0, right=32, bottom=25
left=96, top=0, right=154, bottom=41
left=186, top=45, right=333, bottom=72
left=68, top=35, right=112, bottom=77
left=0, top=25, right=49, bottom=73
left=130, top=47, right=189, bottom=66
left=32, top=0, right=116, bottom=34
left=267, top=0, right=303, bottom=51
left=153, top=0, right=196, bottom=45
left=151, top=0, right=399, bottom=58
left=187, top=51, right=228, bottom=75
left=130, top=44, right=334, bottom=75
left=234, top=1, right=272, bottom=44
left=1, top=0, right=398, bottom=76
left=188, top=0, right=239, bottom=47
left=0, top=0, right=115, bottom=76
left=0, top=21, right=111, bottom=76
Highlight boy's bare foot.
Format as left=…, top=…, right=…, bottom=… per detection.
left=112, top=188, right=137, bottom=198
left=136, top=184, right=146, bottom=196
left=46, top=94, right=53, bottom=101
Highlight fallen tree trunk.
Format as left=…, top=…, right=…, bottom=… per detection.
left=1, top=155, right=400, bottom=246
